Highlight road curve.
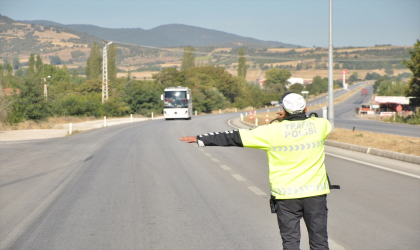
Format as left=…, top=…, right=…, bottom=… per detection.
left=260, top=82, right=419, bottom=137
left=0, top=112, right=419, bottom=249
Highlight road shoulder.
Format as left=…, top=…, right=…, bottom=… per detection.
left=0, top=117, right=163, bottom=142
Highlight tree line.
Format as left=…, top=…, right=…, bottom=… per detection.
left=2, top=40, right=418, bottom=125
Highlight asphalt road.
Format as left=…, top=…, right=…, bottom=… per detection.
left=260, top=82, right=420, bottom=137
left=1, top=113, right=419, bottom=249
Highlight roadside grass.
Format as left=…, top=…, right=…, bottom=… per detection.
left=327, top=128, right=420, bottom=156
left=0, top=116, right=97, bottom=131
left=382, top=114, right=420, bottom=125
left=67, top=129, right=82, bottom=136
left=0, top=113, right=167, bottom=131
left=358, top=113, right=420, bottom=125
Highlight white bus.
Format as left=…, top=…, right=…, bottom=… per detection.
left=161, top=86, right=192, bottom=120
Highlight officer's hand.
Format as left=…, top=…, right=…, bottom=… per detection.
left=180, top=136, right=197, bottom=143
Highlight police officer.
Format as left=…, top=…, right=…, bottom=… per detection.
left=180, top=92, right=332, bottom=250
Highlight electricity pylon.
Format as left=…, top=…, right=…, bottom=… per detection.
left=102, top=41, right=112, bottom=103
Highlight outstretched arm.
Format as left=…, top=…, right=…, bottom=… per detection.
left=180, top=130, right=243, bottom=147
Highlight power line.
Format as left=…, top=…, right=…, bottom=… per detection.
left=109, top=40, right=409, bottom=62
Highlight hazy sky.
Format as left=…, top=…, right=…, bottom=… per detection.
left=1, top=0, right=419, bottom=47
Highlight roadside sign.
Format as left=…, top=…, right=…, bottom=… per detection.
left=342, top=70, right=347, bottom=75
left=301, top=91, right=309, bottom=94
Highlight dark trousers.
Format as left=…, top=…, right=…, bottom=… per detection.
left=275, top=195, right=328, bottom=250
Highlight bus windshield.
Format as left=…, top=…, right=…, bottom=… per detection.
left=164, top=91, right=188, bottom=108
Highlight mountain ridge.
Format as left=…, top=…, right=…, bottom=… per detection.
left=19, top=19, right=300, bottom=48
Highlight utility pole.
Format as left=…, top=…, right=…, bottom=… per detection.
left=102, top=41, right=112, bottom=103
left=328, top=0, right=334, bottom=130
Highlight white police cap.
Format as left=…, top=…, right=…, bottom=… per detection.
left=282, top=92, right=306, bottom=114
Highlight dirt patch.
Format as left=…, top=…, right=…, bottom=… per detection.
left=34, top=30, right=80, bottom=40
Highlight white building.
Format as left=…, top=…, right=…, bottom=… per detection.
left=287, top=78, right=304, bottom=85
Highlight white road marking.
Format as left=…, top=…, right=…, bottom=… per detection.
left=220, top=165, right=230, bottom=170
left=204, top=153, right=211, bottom=156
left=329, top=239, right=346, bottom=250
left=198, top=148, right=205, bottom=151
left=228, top=118, right=242, bottom=129
left=325, top=152, right=420, bottom=179
left=248, top=186, right=267, bottom=196
left=211, top=158, right=220, bottom=162
left=232, top=174, right=246, bottom=181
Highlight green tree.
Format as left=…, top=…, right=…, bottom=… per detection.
left=5, top=63, right=13, bottom=77
left=14, top=69, right=24, bottom=77
left=108, top=43, right=118, bottom=83
left=181, top=46, right=195, bottom=71
left=126, top=68, right=131, bottom=81
left=153, top=67, right=185, bottom=87
left=402, top=39, right=420, bottom=98
left=264, top=68, right=291, bottom=94
left=348, top=71, right=359, bottom=83
left=50, top=56, right=61, bottom=65
left=377, top=81, right=408, bottom=96
left=72, top=69, right=78, bottom=78
left=6, top=77, right=50, bottom=124
left=237, top=47, right=247, bottom=78
left=28, top=54, right=35, bottom=78
left=288, top=83, right=304, bottom=94
left=0, top=65, right=4, bottom=89
left=124, top=81, right=163, bottom=116
left=364, top=72, right=382, bottom=80
left=36, top=54, right=43, bottom=75
left=245, top=84, right=265, bottom=108
left=306, top=76, right=328, bottom=95
left=12, top=57, right=20, bottom=70
left=86, top=42, right=102, bottom=79
left=77, top=79, right=102, bottom=93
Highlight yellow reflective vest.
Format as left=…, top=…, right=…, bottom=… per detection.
left=239, top=117, right=332, bottom=199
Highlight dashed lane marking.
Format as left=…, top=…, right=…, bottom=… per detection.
left=248, top=186, right=267, bottom=196
left=204, top=153, right=211, bottom=156
left=220, top=165, right=231, bottom=170
left=232, top=174, right=246, bottom=181
left=329, top=239, right=346, bottom=250
left=211, top=158, right=220, bottom=162
left=198, top=148, right=205, bottom=151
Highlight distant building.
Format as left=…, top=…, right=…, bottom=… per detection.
left=374, top=96, right=417, bottom=116
left=303, top=79, right=313, bottom=86
left=287, top=78, right=312, bottom=87
left=287, top=78, right=304, bottom=85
